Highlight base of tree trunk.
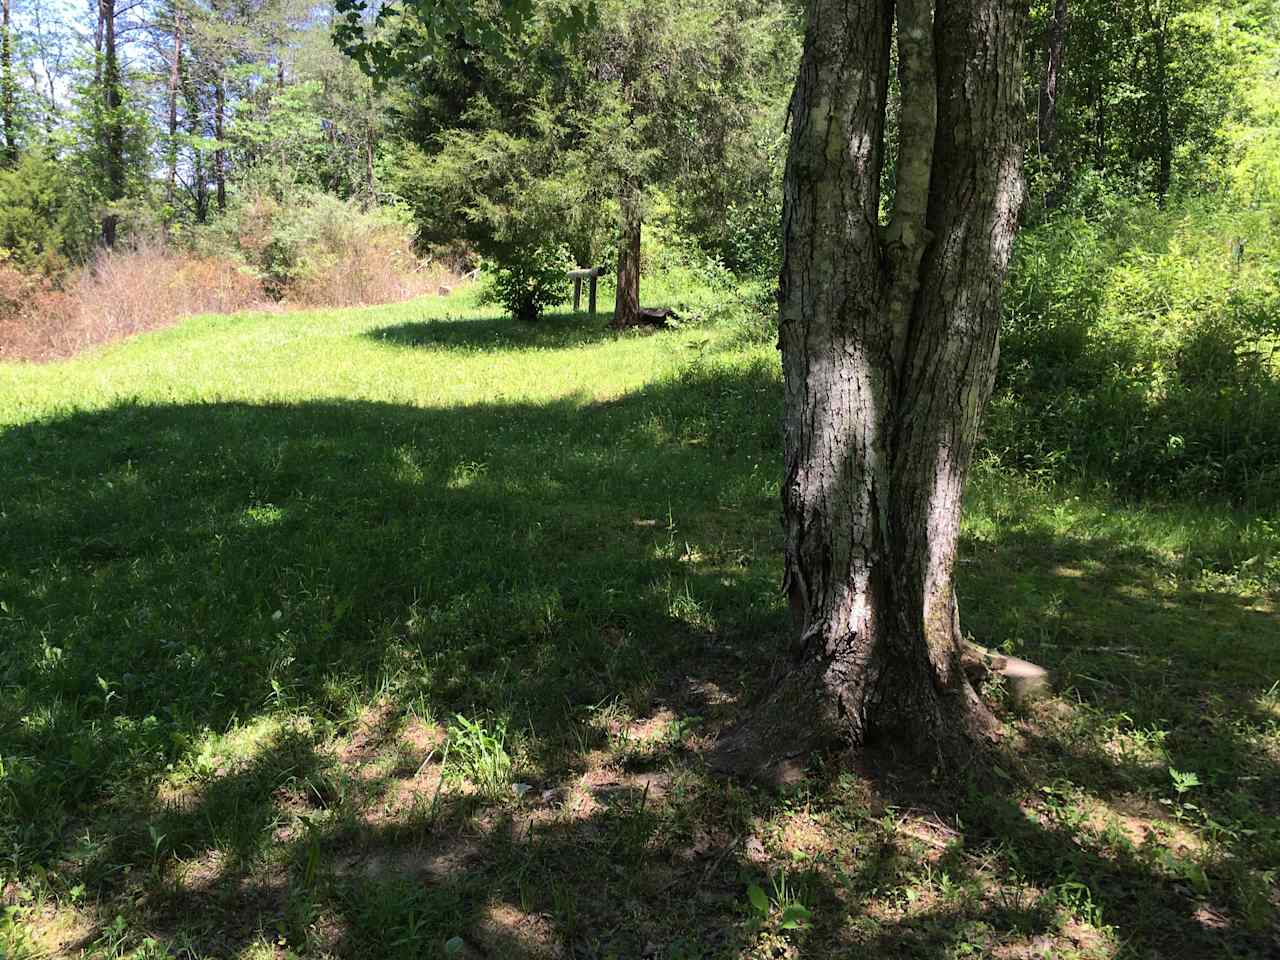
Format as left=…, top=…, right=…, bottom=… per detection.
left=708, top=643, right=1045, bottom=784
left=610, top=306, right=677, bottom=331
left=705, top=663, right=841, bottom=786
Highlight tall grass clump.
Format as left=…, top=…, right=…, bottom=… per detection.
left=0, top=242, right=263, bottom=362
left=219, top=192, right=447, bottom=306
left=988, top=191, right=1280, bottom=507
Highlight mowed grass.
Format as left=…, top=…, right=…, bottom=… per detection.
left=0, top=282, right=1277, bottom=959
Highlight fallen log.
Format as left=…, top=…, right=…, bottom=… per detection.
left=611, top=306, right=678, bottom=330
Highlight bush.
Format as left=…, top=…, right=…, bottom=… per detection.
left=0, top=150, right=97, bottom=276
left=988, top=198, right=1280, bottom=507
left=477, top=243, right=572, bottom=322
left=194, top=192, right=439, bottom=305
left=0, top=265, right=78, bottom=361
left=75, top=241, right=264, bottom=333
left=0, top=241, right=263, bottom=362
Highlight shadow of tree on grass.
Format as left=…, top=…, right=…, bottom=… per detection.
left=367, top=308, right=622, bottom=353
left=1, top=360, right=1277, bottom=958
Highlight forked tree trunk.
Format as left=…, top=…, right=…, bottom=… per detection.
left=714, top=0, right=1027, bottom=775
left=612, top=187, right=642, bottom=329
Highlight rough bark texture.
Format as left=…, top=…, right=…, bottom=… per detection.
left=612, top=188, right=642, bottom=330
left=713, top=0, right=1027, bottom=776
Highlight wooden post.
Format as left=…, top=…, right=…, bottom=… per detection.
left=568, top=266, right=607, bottom=318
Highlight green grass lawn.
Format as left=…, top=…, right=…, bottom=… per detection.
left=1, top=285, right=1277, bottom=959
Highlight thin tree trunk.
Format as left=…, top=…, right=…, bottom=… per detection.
left=94, top=0, right=104, bottom=86
left=363, top=91, right=376, bottom=209
left=181, top=57, right=206, bottom=223
left=713, top=0, right=1028, bottom=775
left=1039, top=0, right=1068, bottom=205
left=1094, top=75, right=1106, bottom=168
left=166, top=13, right=182, bottom=210
left=101, top=0, right=123, bottom=247
left=1152, top=10, right=1171, bottom=202
left=31, top=1, right=60, bottom=127
left=611, top=186, right=642, bottom=329
left=2, top=0, right=17, bottom=164
left=214, top=77, right=226, bottom=213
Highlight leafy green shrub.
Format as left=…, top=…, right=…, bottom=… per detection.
left=0, top=150, right=97, bottom=276
left=477, top=243, right=571, bottom=322
left=988, top=198, right=1280, bottom=507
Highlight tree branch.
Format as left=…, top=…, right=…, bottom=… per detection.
left=882, top=0, right=937, bottom=385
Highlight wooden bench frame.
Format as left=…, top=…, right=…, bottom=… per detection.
left=569, top=266, right=608, bottom=316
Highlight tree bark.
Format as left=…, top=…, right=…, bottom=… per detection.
left=1149, top=4, right=1171, bottom=203
left=94, top=0, right=104, bottom=86
left=214, top=77, right=227, bottom=214
left=166, top=12, right=183, bottom=211
left=100, top=0, right=123, bottom=247
left=2, top=0, right=17, bottom=165
left=31, top=1, right=61, bottom=128
left=612, top=186, right=642, bottom=329
left=363, top=91, right=376, bottom=209
left=1038, top=0, right=1068, bottom=205
left=713, top=0, right=1028, bottom=775
left=181, top=55, right=207, bottom=223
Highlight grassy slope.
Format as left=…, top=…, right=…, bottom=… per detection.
left=0, top=288, right=1277, bottom=960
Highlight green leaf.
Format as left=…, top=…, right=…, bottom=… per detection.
left=779, top=903, right=812, bottom=929
left=445, top=936, right=465, bottom=956
left=747, top=883, right=769, bottom=915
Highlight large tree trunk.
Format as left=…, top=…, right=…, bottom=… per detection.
left=612, top=187, right=642, bottom=329
left=713, top=0, right=1027, bottom=775
left=1038, top=0, right=1068, bottom=205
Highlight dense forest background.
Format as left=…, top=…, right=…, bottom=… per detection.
left=0, top=0, right=1278, bottom=505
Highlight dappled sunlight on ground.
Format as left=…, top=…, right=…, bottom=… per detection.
left=1, top=300, right=1278, bottom=958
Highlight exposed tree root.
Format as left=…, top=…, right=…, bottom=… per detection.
left=708, top=647, right=1048, bottom=784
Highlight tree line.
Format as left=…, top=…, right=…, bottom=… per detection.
left=0, top=0, right=1267, bottom=304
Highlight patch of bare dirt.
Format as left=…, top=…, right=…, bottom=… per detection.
left=472, top=902, right=563, bottom=959
left=333, top=836, right=483, bottom=884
